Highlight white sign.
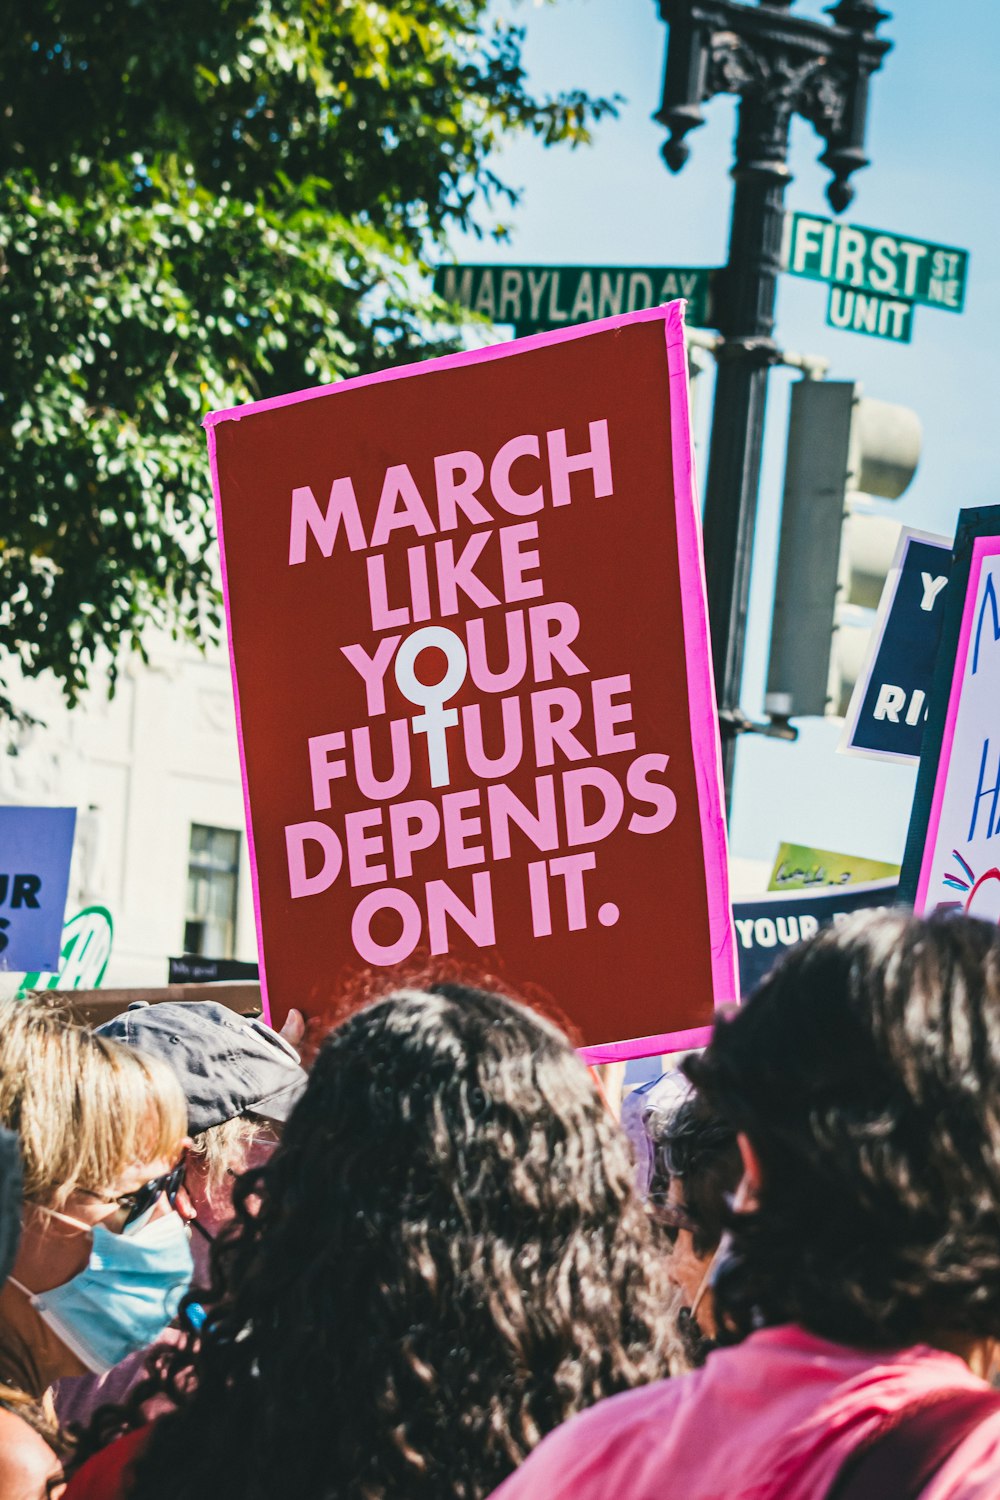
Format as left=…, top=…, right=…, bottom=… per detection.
left=913, top=537, right=1000, bottom=920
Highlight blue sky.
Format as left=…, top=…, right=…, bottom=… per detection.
left=450, top=0, right=1000, bottom=877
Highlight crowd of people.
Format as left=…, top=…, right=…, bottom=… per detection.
left=0, top=910, right=999, bottom=1497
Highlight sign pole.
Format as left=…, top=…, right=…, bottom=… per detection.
left=655, top=0, right=891, bottom=814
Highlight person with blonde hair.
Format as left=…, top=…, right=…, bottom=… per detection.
left=0, top=996, right=191, bottom=1499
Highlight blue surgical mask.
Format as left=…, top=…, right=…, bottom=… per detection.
left=12, top=1207, right=194, bottom=1375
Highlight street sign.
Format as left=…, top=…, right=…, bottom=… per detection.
left=433, top=263, right=716, bottom=334
left=784, top=212, right=969, bottom=313
left=826, top=285, right=913, bottom=343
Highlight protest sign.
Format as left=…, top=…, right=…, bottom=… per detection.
left=0, top=807, right=76, bottom=973
left=206, top=302, right=736, bottom=1057
left=840, top=528, right=951, bottom=763
left=19, top=904, right=113, bottom=993
left=168, top=956, right=260, bottom=985
left=768, top=842, right=899, bottom=892
left=901, top=505, right=1000, bottom=921
left=733, top=880, right=898, bottom=995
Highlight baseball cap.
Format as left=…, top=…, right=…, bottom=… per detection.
left=97, top=1001, right=308, bottom=1136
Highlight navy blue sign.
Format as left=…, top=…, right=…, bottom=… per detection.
left=734, top=880, right=898, bottom=997
left=842, top=531, right=951, bottom=763
left=0, top=806, right=76, bottom=972
left=168, top=955, right=260, bottom=985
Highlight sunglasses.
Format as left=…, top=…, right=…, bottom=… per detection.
left=112, top=1151, right=188, bottom=1233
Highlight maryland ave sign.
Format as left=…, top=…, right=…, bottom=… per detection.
left=433, top=264, right=716, bottom=334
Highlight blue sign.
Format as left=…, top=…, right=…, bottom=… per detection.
left=0, top=807, right=77, bottom=972
left=841, top=530, right=952, bottom=763
left=733, top=880, right=898, bottom=997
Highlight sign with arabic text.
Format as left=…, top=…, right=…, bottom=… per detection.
left=768, top=841, right=900, bottom=893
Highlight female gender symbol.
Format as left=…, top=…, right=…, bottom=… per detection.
left=394, top=626, right=468, bottom=788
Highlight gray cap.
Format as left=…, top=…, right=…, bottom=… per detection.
left=97, top=1001, right=307, bottom=1136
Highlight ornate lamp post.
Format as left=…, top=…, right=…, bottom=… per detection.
left=654, top=0, right=891, bottom=811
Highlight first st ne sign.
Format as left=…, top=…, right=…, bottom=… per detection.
left=785, top=212, right=968, bottom=311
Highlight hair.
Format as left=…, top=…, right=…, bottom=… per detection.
left=651, top=1093, right=741, bottom=1259
left=188, top=1116, right=276, bottom=1211
left=0, top=996, right=187, bottom=1207
left=84, top=982, right=675, bottom=1500
left=0, top=996, right=187, bottom=1452
left=686, top=909, right=1000, bottom=1350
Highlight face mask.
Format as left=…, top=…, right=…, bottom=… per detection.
left=11, top=1207, right=194, bottom=1375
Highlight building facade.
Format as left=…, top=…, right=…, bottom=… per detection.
left=1, top=639, right=258, bottom=991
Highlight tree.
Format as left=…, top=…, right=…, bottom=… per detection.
left=0, top=0, right=615, bottom=718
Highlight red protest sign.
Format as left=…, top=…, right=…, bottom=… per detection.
left=206, top=303, right=736, bottom=1058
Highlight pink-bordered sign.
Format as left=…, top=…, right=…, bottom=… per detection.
left=900, top=507, right=1000, bottom=923
left=206, top=300, right=737, bottom=1058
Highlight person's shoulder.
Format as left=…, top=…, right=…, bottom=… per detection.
left=927, top=1405, right=1000, bottom=1500
left=0, top=1407, right=61, bottom=1499
left=491, top=1379, right=683, bottom=1500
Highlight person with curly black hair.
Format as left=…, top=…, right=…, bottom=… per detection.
left=493, top=911, right=1000, bottom=1500
left=62, top=982, right=676, bottom=1500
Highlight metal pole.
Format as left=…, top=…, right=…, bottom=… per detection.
left=703, top=95, right=790, bottom=810
left=654, top=0, right=891, bottom=816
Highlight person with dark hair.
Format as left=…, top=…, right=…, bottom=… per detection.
left=647, top=1091, right=741, bottom=1366
left=492, top=911, right=1000, bottom=1500
left=63, top=982, right=675, bottom=1500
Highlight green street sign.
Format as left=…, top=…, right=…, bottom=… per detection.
left=783, top=212, right=969, bottom=313
left=826, top=284, right=914, bottom=343
left=433, top=263, right=717, bottom=334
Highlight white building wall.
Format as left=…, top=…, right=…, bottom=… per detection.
left=0, top=639, right=258, bottom=989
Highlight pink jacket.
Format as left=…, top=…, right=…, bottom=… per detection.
left=491, top=1326, right=1000, bottom=1500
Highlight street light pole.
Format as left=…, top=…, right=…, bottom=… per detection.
left=654, top=0, right=891, bottom=814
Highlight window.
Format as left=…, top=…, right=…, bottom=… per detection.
left=184, top=824, right=240, bottom=958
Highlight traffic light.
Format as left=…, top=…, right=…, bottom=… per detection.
left=764, top=379, right=921, bottom=721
